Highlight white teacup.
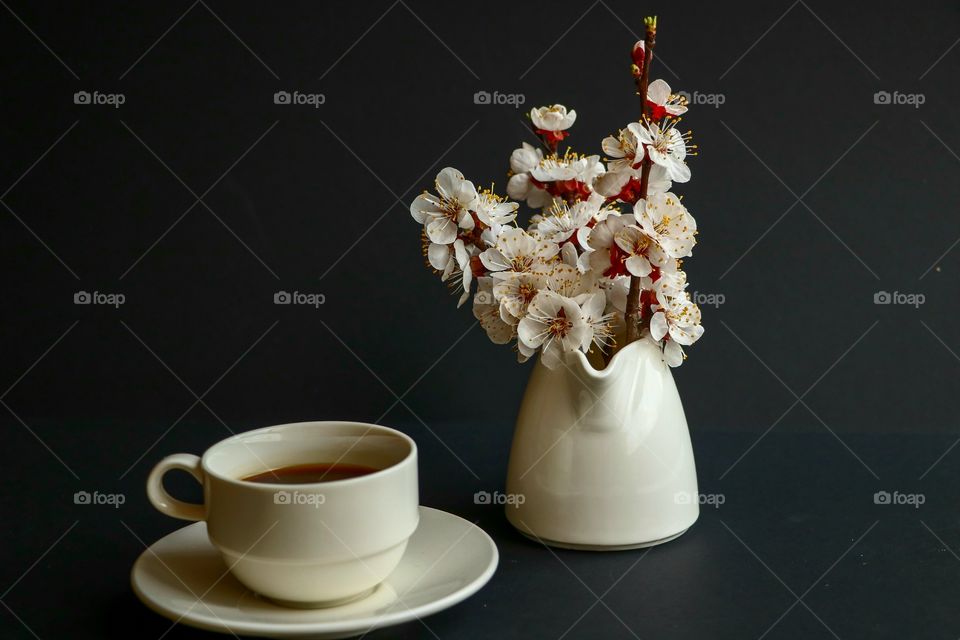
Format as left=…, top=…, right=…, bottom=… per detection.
left=146, top=421, right=419, bottom=607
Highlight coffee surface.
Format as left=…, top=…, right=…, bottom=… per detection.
left=243, top=462, right=379, bottom=484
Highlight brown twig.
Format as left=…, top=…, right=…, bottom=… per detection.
left=623, top=16, right=657, bottom=346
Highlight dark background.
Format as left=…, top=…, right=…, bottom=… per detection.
left=2, top=1, right=959, bottom=638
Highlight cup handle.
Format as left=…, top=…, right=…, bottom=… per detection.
left=147, top=453, right=206, bottom=521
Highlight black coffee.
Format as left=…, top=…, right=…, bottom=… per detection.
left=243, top=462, right=379, bottom=484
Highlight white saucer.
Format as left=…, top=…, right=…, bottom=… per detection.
left=131, top=506, right=498, bottom=639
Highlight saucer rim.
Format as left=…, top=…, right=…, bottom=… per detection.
left=131, top=505, right=499, bottom=637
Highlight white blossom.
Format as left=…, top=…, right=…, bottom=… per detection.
left=531, top=152, right=604, bottom=184
left=479, top=227, right=559, bottom=279
left=517, top=291, right=590, bottom=369
left=628, top=120, right=691, bottom=183
left=410, top=167, right=477, bottom=244
left=646, top=79, right=688, bottom=119
left=649, top=295, right=704, bottom=367
left=530, top=104, right=577, bottom=132
left=472, top=189, right=519, bottom=227
left=634, top=192, right=697, bottom=259
left=409, top=89, right=704, bottom=368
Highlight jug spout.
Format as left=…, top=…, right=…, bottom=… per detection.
left=563, top=340, right=660, bottom=434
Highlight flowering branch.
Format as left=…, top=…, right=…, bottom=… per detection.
left=624, top=16, right=658, bottom=346
left=408, top=22, right=703, bottom=372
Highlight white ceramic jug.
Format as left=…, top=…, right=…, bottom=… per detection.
left=505, top=338, right=699, bottom=550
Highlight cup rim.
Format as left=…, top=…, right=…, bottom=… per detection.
left=200, top=421, right=417, bottom=489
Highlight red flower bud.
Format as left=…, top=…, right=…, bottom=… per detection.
left=631, top=40, right=645, bottom=74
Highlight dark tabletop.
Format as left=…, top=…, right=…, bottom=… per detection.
left=2, top=422, right=957, bottom=639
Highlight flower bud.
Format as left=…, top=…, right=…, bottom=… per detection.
left=631, top=40, right=645, bottom=74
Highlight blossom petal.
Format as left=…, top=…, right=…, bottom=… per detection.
left=426, top=217, right=457, bottom=244
left=627, top=122, right=653, bottom=145
left=517, top=337, right=537, bottom=358
left=507, top=173, right=532, bottom=200
left=427, top=242, right=451, bottom=270
left=560, top=242, right=579, bottom=268
left=510, top=143, right=542, bottom=173
left=458, top=209, right=475, bottom=230
left=663, top=339, right=684, bottom=367
left=581, top=291, right=606, bottom=320
left=480, top=248, right=510, bottom=272
left=646, top=164, right=672, bottom=195
left=569, top=324, right=592, bottom=354
left=647, top=145, right=668, bottom=168
left=668, top=160, right=691, bottom=183
left=517, top=316, right=546, bottom=348
left=594, top=171, right=631, bottom=198
left=527, top=187, right=552, bottom=209
left=670, top=322, right=704, bottom=346
left=455, top=179, right=478, bottom=207
left=410, top=193, right=438, bottom=223
left=538, top=240, right=560, bottom=261
left=453, top=239, right=469, bottom=267
left=436, top=167, right=463, bottom=200
left=601, top=135, right=624, bottom=158
left=647, top=79, right=671, bottom=105
left=650, top=311, right=668, bottom=342
left=626, top=255, right=652, bottom=277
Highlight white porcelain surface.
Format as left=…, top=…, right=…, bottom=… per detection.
left=146, top=421, right=420, bottom=606
left=505, top=339, right=700, bottom=548
left=131, top=507, right=499, bottom=639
